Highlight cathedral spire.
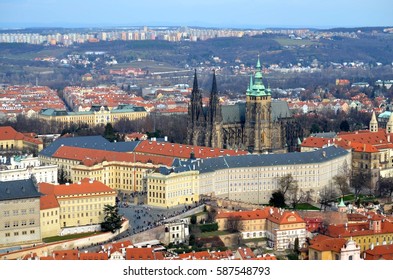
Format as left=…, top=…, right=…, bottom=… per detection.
left=192, top=69, right=199, bottom=95
left=256, top=54, right=262, bottom=70
left=211, top=69, right=217, bottom=95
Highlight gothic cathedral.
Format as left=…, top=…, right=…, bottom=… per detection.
left=187, top=56, right=298, bottom=153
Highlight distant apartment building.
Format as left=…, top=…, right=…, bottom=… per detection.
left=0, top=179, right=42, bottom=249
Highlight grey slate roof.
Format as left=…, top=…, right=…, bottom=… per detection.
left=271, top=100, right=292, bottom=121
left=222, top=103, right=246, bottom=124
left=192, top=145, right=348, bottom=174
left=0, top=179, right=42, bottom=201
left=221, top=100, right=291, bottom=124
left=39, top=135, right=140, bottom=157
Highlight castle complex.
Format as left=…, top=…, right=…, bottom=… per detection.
left=187, top=57, right=300, bottom=153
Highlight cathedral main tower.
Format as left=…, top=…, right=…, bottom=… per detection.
left=245, top=56, right=273, bottom=153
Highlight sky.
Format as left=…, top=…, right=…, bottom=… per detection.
left=0, top=0, right=392, bottom=29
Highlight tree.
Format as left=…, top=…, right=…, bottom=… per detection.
left=378, top=177, right=393, bottom=198
left=333, top=173, right=350, bottom=196
left=277, top=173, right=303, bottom=209
left=351, top=171, right=370, bottom=199
left=339, top=120, right=350, bottom=132
left=190, top=214, right=197, bottom=225
left=226, top=216, right=242, bottom=233
left=319, top=185, right=338, bottom=211
left=206, top=208, right=218, bottom=223
left=269, top=191, right=286, bottom=208
left=101, top=204, right=122, bottom=233
left=277, top=173, right=298, bottom=196
left=103, top=123, right=117, bottom=142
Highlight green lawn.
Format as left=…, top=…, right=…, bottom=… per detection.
left=199, top=230, right=233, bottom=238
left=42, top=232, right=99, bottom=243
left=294, top=203, right=320, bottom=210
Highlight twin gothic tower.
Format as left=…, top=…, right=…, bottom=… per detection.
left=187, top=56, right=292, bottom=153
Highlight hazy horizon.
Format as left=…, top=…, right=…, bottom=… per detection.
left=1, top=0, right=392, bottom=30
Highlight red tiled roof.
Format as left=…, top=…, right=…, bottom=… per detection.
left=40, top=194, right=60, bottom=210
left=53, top=249, right=79, bottom=260
left=125, top=247, right=159, bottom=260
left=134, top=140, right=248, bottom=160
left=267, top=208, right=305, bottom=225
left=52, top=146, right=174, bottom=167
left=178, top=250, right=212, bottom=260
left=216, top=209, right=269, bottom=220
left=309, top=236, right=347, bottom=253
left=79, top=252, right=108, bottom=260
left=236, top=247, right=256, bottom=260
left=364, top=245, right=393, bottom=260
left=301, top=137, right=333, bottom=148
left=39, top=178, right=116, bottom=197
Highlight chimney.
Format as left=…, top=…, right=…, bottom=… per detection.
left=388, top=135, right=391, bottom=143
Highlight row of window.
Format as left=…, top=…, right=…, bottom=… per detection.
left=3, top=209, right=35, bottom=216
left=4, top=220, right=35, bottom=228
left=4, top=230, right=36, bottom=237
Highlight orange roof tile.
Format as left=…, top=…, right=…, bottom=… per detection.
left=309, top=236, right=347, bottom=253
left=134, top=140, right=248, bottom=159
left=52, top=146, right=174, bottom=167
left=301, top=137, right=333, bottom=148
left=53, top=249, right=79, bottom=260
left=39, top=178, right=116, bottom=197
left=40, top=194, right=60, bottom=210
left=79, top=252, right=108, bottom=260
left=125, top=247, right=157, bottom=260
left=216, top=209, right=269, bottom=220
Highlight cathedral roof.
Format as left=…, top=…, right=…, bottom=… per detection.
left=221, top=100, right=291, bottom=124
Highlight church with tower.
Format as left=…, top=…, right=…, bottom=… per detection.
left=187, top=57, right=299, bottom=153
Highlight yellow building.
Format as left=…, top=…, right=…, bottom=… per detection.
left=39, top=178, right=116, bottom=231
left=216, top=209, right=268, bottom=239
left=0, top=126, right=43, bottom=153
left=147, top=169, right=199, bottom=208
left=40, top=194, right=61, bottom=238
left=40, top=145, right=174, bottom=192
left=38, top=104, right=147, bottom=126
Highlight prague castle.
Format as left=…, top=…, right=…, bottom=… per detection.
left=187, top=56, right=300, bottom=153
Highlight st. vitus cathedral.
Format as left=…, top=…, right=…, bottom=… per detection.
left=187, top=56, right=302, bottom=153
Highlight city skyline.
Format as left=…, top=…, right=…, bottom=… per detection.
left=0, top=0, right=392, bottom=29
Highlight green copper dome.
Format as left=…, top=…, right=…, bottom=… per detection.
left=246, top=56, right=270, bottom=97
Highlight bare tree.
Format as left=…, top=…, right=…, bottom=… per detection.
left=226, top=216, right=243, bottom=233
left=277, top=173, right=298, bottom=196
left=319, top=185, right=338, bottom=211
left=378, top=177, right=393, bottom=198
left=351, top=171, right=371, bottom=199
left=333, top=161, right=351, bottom=196
left=277, top=173, right=304, bottom=209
